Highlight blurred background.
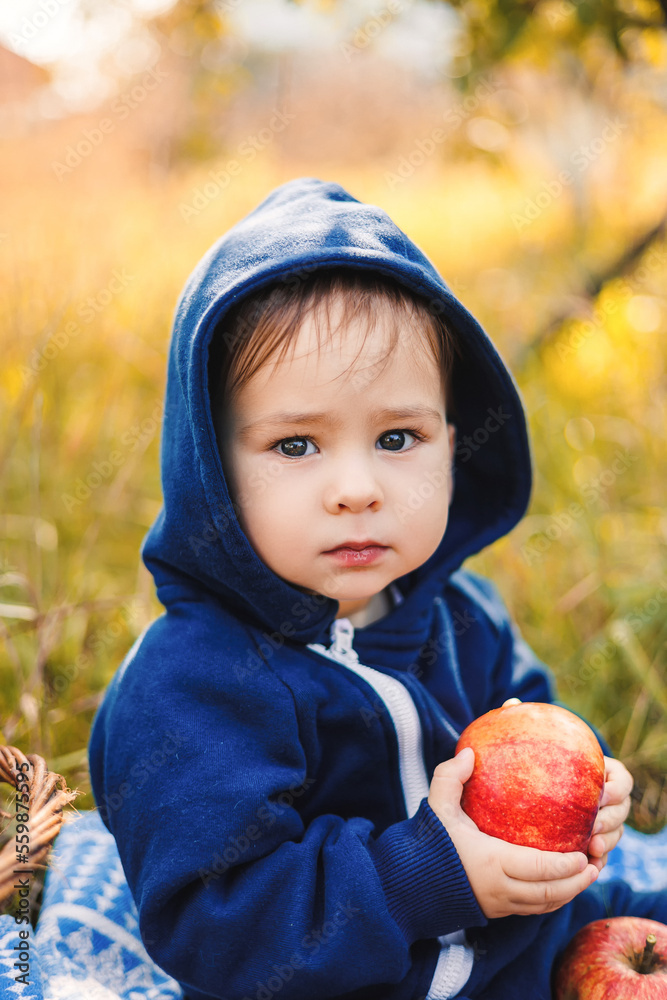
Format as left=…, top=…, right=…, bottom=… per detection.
left=0, top=0, right=666, bottom=848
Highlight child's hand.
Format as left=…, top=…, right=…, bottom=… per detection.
left=587, top=755, right=633, bottom=872
left=427, top=748, right=599, bottom=919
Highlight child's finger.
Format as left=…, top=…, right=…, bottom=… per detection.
left=589, top=852, right=608, bottom=872
left=600, top=756, right=633, bottom=807
left=588, top=825, right=624, bottom=859
left=499, top=843, right=589, bottom=883
left=592, top=799, right=631, bottom=835
left=430, top=747, right=475, bottom=789
left=428, top=748, right=475, bottom=823
left=505, top=863, right=599, bottom=914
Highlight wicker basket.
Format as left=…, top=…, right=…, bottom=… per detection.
left=0, top=744, right=78, bottom=909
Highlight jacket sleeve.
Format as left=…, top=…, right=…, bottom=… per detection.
left=88, top=612, right=486, bottom=1000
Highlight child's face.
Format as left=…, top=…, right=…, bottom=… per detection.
left=220, top=296, right=455, bottom=619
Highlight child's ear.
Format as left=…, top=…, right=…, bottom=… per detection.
left=447, top=423, right=456, bottom=507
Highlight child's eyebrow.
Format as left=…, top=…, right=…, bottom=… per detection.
left=238, top=405, right=443, bottom=437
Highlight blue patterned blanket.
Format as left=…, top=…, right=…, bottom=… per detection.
left=1, top=810, right=666, bottom=999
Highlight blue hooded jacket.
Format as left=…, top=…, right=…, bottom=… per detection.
left=89, top=178, right=600, bottom=1000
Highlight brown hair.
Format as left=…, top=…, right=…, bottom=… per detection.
left=208, top=268, right=458, bottom=431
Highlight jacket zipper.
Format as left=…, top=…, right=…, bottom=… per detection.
left=308, top=617, right=430, bottom=819
left=307, top=616, right=475, bottom=1000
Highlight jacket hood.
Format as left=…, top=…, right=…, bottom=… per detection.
left=141, top=177, right=532, bottom=644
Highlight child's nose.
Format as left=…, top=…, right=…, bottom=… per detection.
left=324, top=455, right=384, bottom=513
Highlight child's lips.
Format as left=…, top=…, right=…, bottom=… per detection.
left=322, top=543, right=388, bottom=567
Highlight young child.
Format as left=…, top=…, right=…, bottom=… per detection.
left=88, top=178, right=666, bottom=1000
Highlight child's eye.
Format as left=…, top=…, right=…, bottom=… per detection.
left=275, top=437, right=317, bottom=458
left=377, top=430, right=421, bottom=452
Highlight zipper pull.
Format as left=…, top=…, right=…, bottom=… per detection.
left=330, top=618, right=359, bottom=664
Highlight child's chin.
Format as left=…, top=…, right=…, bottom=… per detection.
left=284, top=573, right=391, bottom=604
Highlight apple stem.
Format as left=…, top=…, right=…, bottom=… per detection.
left=638, top=934, right=657, bottom=975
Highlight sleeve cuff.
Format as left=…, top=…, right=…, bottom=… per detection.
left=368, top=797, right=487, bottom=943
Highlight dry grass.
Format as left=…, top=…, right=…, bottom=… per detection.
left=0, top=56, right=666, bottom=835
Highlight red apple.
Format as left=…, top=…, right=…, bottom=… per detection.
left=456, top=701, right=605, bottom=853
left=554, top=916, right=667, bottom=999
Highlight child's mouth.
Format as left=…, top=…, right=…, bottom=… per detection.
left=323, top=544, right=388, bottom=567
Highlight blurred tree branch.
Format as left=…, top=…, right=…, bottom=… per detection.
left=439, top=0, right=666, bottom=80
left=514, top=212, right=667, bottom=367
